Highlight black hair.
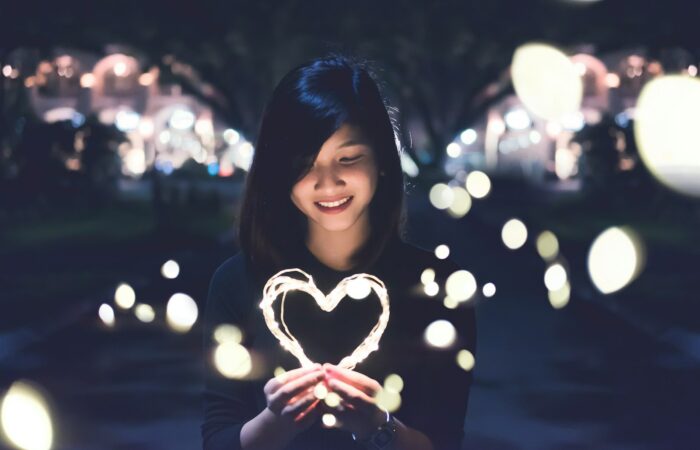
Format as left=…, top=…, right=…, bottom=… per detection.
left=237, top=54, right=407, bottom=283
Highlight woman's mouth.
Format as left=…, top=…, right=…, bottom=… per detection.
left=314, top=196, right=353, bottom=214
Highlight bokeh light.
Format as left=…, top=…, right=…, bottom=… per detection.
left=384, top=374, right=404, bottom=394
left=548, top=281, right=571, bottom=309
left=511, top=43, right=583, bottom=121
left=536, top=231, right=559, bottom=260
left=213, top=342, right=252, bottom=379
left=460, top=129, right=478, bottom=145
left=434, top=244, right=450, bottom=259
left=322, top=414, right=337, bottom=427
left=214, top=324, right=243, bottom=344
left=324, top=392, right=341, bottom=408
left=465, top=171, right=491, bottom=199
left=544, top=263, right=568, bottom=292
left=456, top=349, right=475, bottom=371
left=443, top=297, right=459, bottom=309
left=166, top=293, right=199, bottom=333
left=501, top=218, right=528, bottom=250
left=634, top=75, right=700, bottom=197
left=313, top=382, right=328, bottom=400
left=424, top=320, right=457, bottom=348
left=424, top=281, right=439, bottom=297
left=447, top=186, right=472, bottom=218
left=446, top=143, right=462, bottom=158
left=1, top=380, right=53, bottom=450
left=114, top=283, right=136, bottom=309
left=375, top=388, right=401, bottom=413
left=347, top=278, right=372, bottom=300
left=445, top=270, right=477, bottom=302
left=161, top=260, right=180, bottom=279
left=420, top=268, right=436, bottom=285
left=134, top=303, right=155, bottom=323
left=588, top=227, right=645, bottom=294
left=98, top=303, right=115, bottom=327
left=429, top=183, right=454, bottom=210
left=482, top=282, right=496, bottom=298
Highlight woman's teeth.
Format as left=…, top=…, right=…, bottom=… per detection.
left=317, top=196, right=351, bottom=207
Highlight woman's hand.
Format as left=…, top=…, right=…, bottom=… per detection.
left=263, top=364, right=325, bottom=431
left=322, top=363, right=387, bottom=439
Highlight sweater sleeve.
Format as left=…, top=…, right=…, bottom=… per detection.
left=201, top=253, right=262, bottom=450
left=397, top=257, right=478, bottom=450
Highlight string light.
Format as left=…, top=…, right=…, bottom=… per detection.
left=260, top=269, right=390, bottom=370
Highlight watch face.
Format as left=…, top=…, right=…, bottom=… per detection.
left=373, top=429, right=394, bottom=446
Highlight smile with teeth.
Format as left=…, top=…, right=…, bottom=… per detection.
left=316, top=196, right=352, bottom=207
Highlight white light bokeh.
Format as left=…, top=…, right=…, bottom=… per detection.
left=501, top=219, right=528, bottom=250
left=213, top=342, right=252, bottom=379
left=114, top=283, right=136, bottom=310
left=465, top=171, right=491, bottom=199
left=424, top=281, right=440, bottom=297
left=384, top=374, right=404, bottom=394
left=460, top=129, right=478, bottom=145
left=548, top=281, right=571, bottom=309
left=446, top=143, right=462, bottom=158
left=347, top=278, right=372, bottom=300
left=482, top=282, right=496, bottom=298
left=447, top=186, right=472, bottom=218
left=322, top=413, right=337, bottom=427
left=134, top=303, right=155, bottom=323
left=588, top=227, right=645, bottom=294
left=313, top=382, right=328, bottom=399
left=98, top=303, right=115, bottom=327
left=424, top=320, right=457, bottom=348
left=634, top=75, right=700, bottom=197
left=434, top=245, right=450, bottom=260
left=511, top=43, right=583, bottom=121
left=429, top=183, right=454, bottom=210
left=544, top=263, right=568, bottom=292
left=445, top=270, right=477, bottom=302
left=1, top=381, right=53, bottom=450
left=214, top=324, right=243, bottom=344
left=536, top=231, right=559, bottom=260
left=166, top=293, right=199, bottom=333
left=421, top=268, right=436, bottom=285
left=456, top=349, right=475, bottom=371
left=375, top=388, right=401, bottom=413
left=161, top=260, right=180, bottom=279
left=324, top=392, right=341, bottom=408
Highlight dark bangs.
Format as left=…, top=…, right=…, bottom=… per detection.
left=237, top=55, right=407, bottom=283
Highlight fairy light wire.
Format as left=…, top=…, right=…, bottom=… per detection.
left=260, top=268, right=390, bottom=370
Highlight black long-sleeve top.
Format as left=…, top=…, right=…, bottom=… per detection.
left=201, top=237, right=477, bottom=450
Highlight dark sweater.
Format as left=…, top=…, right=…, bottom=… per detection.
left=201, top=238, right=477, bottom=450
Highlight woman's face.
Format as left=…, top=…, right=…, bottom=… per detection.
left=290, top=123, right=379, bottom=235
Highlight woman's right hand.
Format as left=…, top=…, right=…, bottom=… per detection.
left=263, top=364, right=326, bottom=431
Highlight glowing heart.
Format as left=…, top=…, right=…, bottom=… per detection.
left=260, top=268, right=390, bottom=370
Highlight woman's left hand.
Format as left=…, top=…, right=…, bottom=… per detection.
left=321, top=363, right=387, bottom=439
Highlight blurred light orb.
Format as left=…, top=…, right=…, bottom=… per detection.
left=134, top=303, right=155, bottom=323
left=214, top=342, right=252, bottom=379
left=98, top=303, right=115, bottom=327
left=465, top=171, right=491, bottom=199
left=634, top=75, right=700, bottom=197
left=445, top=270, right=477, bottom=302
left=460, top=129, right=478, bottom=145
left=511, top=43, right=583, bottom=121
left=424, top=281, right=440, bottom=297
left=1, top=380, right=53, bottom=450
left=421, top=268, right=436, bottom=285
left=169, top=108, right=195, bottom=130
left=322, top=413, right=337, bottom=427
left=273, top=366, right=286, bottom=378
left=446, top=143, right=462, bottom=158
left=588, top=227, right=645, bottom=294
left=384, top=374, right=404, bottom=394
left=214, top=324, right=243, bottom=344
left=114, top=283, right=136, bottom=309
left=314, top=382, right=328, bottom=400
left=429, top=183, right=454, bottom=210
left=424, top=320, right=457, bottom=348
left=544, top=263, right=568, bottom=292
left=536, top=231, right=559, bottom=260
left=347, top=277, right=372, bottom=300
left=123, top=148, right=146, bottom=176
left=504, top=108, right=532, bottom=130
left=447, top=186, right=472, bottom=218
left=456, top=349, right=476, bottom=371
left=501, top=219, right=528, bottom=250
left=161, top=259, right=180, bottom=279
left=443, top=297, right=459, bottom=309
left=166, top=293, right=199, bottom=333
left=434, top=244, right=450, bottom=260
left=482, top=282, right=496, bottom=298
left=548, top=281, right=571, bottom=309
left=223, top=128, right=240, bottom=145
left=324, top=392, right=341, bottom=408
left=375, top=388, right=401, bottom=413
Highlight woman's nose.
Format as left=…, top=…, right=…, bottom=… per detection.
left=313, top=166, right=345, bottom=190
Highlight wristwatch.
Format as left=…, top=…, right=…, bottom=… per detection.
left=352, top=410, right=397, bottom=449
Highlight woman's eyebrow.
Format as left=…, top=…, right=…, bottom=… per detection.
left=336, top=139, right=370, bottom=150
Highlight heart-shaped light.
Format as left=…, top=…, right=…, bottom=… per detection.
left=260, top=268, right=390, bottom=370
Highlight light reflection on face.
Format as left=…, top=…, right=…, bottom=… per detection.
left=290, top=123, right=379, bottom=235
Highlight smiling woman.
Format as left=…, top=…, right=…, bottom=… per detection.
left=201, top=55, right=477, bottom=450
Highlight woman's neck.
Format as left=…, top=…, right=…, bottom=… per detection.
left=305, top=217, right=370, bottom=272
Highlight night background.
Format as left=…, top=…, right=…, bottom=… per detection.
left=1, top=0, right=700, bottom=448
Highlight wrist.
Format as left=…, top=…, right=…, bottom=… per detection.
left=352, top=409, right=397, bottom=449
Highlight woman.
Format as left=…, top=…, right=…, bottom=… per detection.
left=201, top=55, right=477, bottom=450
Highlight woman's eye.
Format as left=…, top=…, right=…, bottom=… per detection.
left=340, top=156, right=363, bottom=163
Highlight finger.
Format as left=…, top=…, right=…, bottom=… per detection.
left=327, top=377, right=375, bottom=410
left=270, top=364, right=321, bottom=392
left=323, top=364, right=381, bottom=396
left=292, top=398, right=322, bottom=423
left=270, top=369, right=325, bottom=407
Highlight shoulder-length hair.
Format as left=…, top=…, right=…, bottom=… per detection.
left=237, top=54, right=407, bottom=282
